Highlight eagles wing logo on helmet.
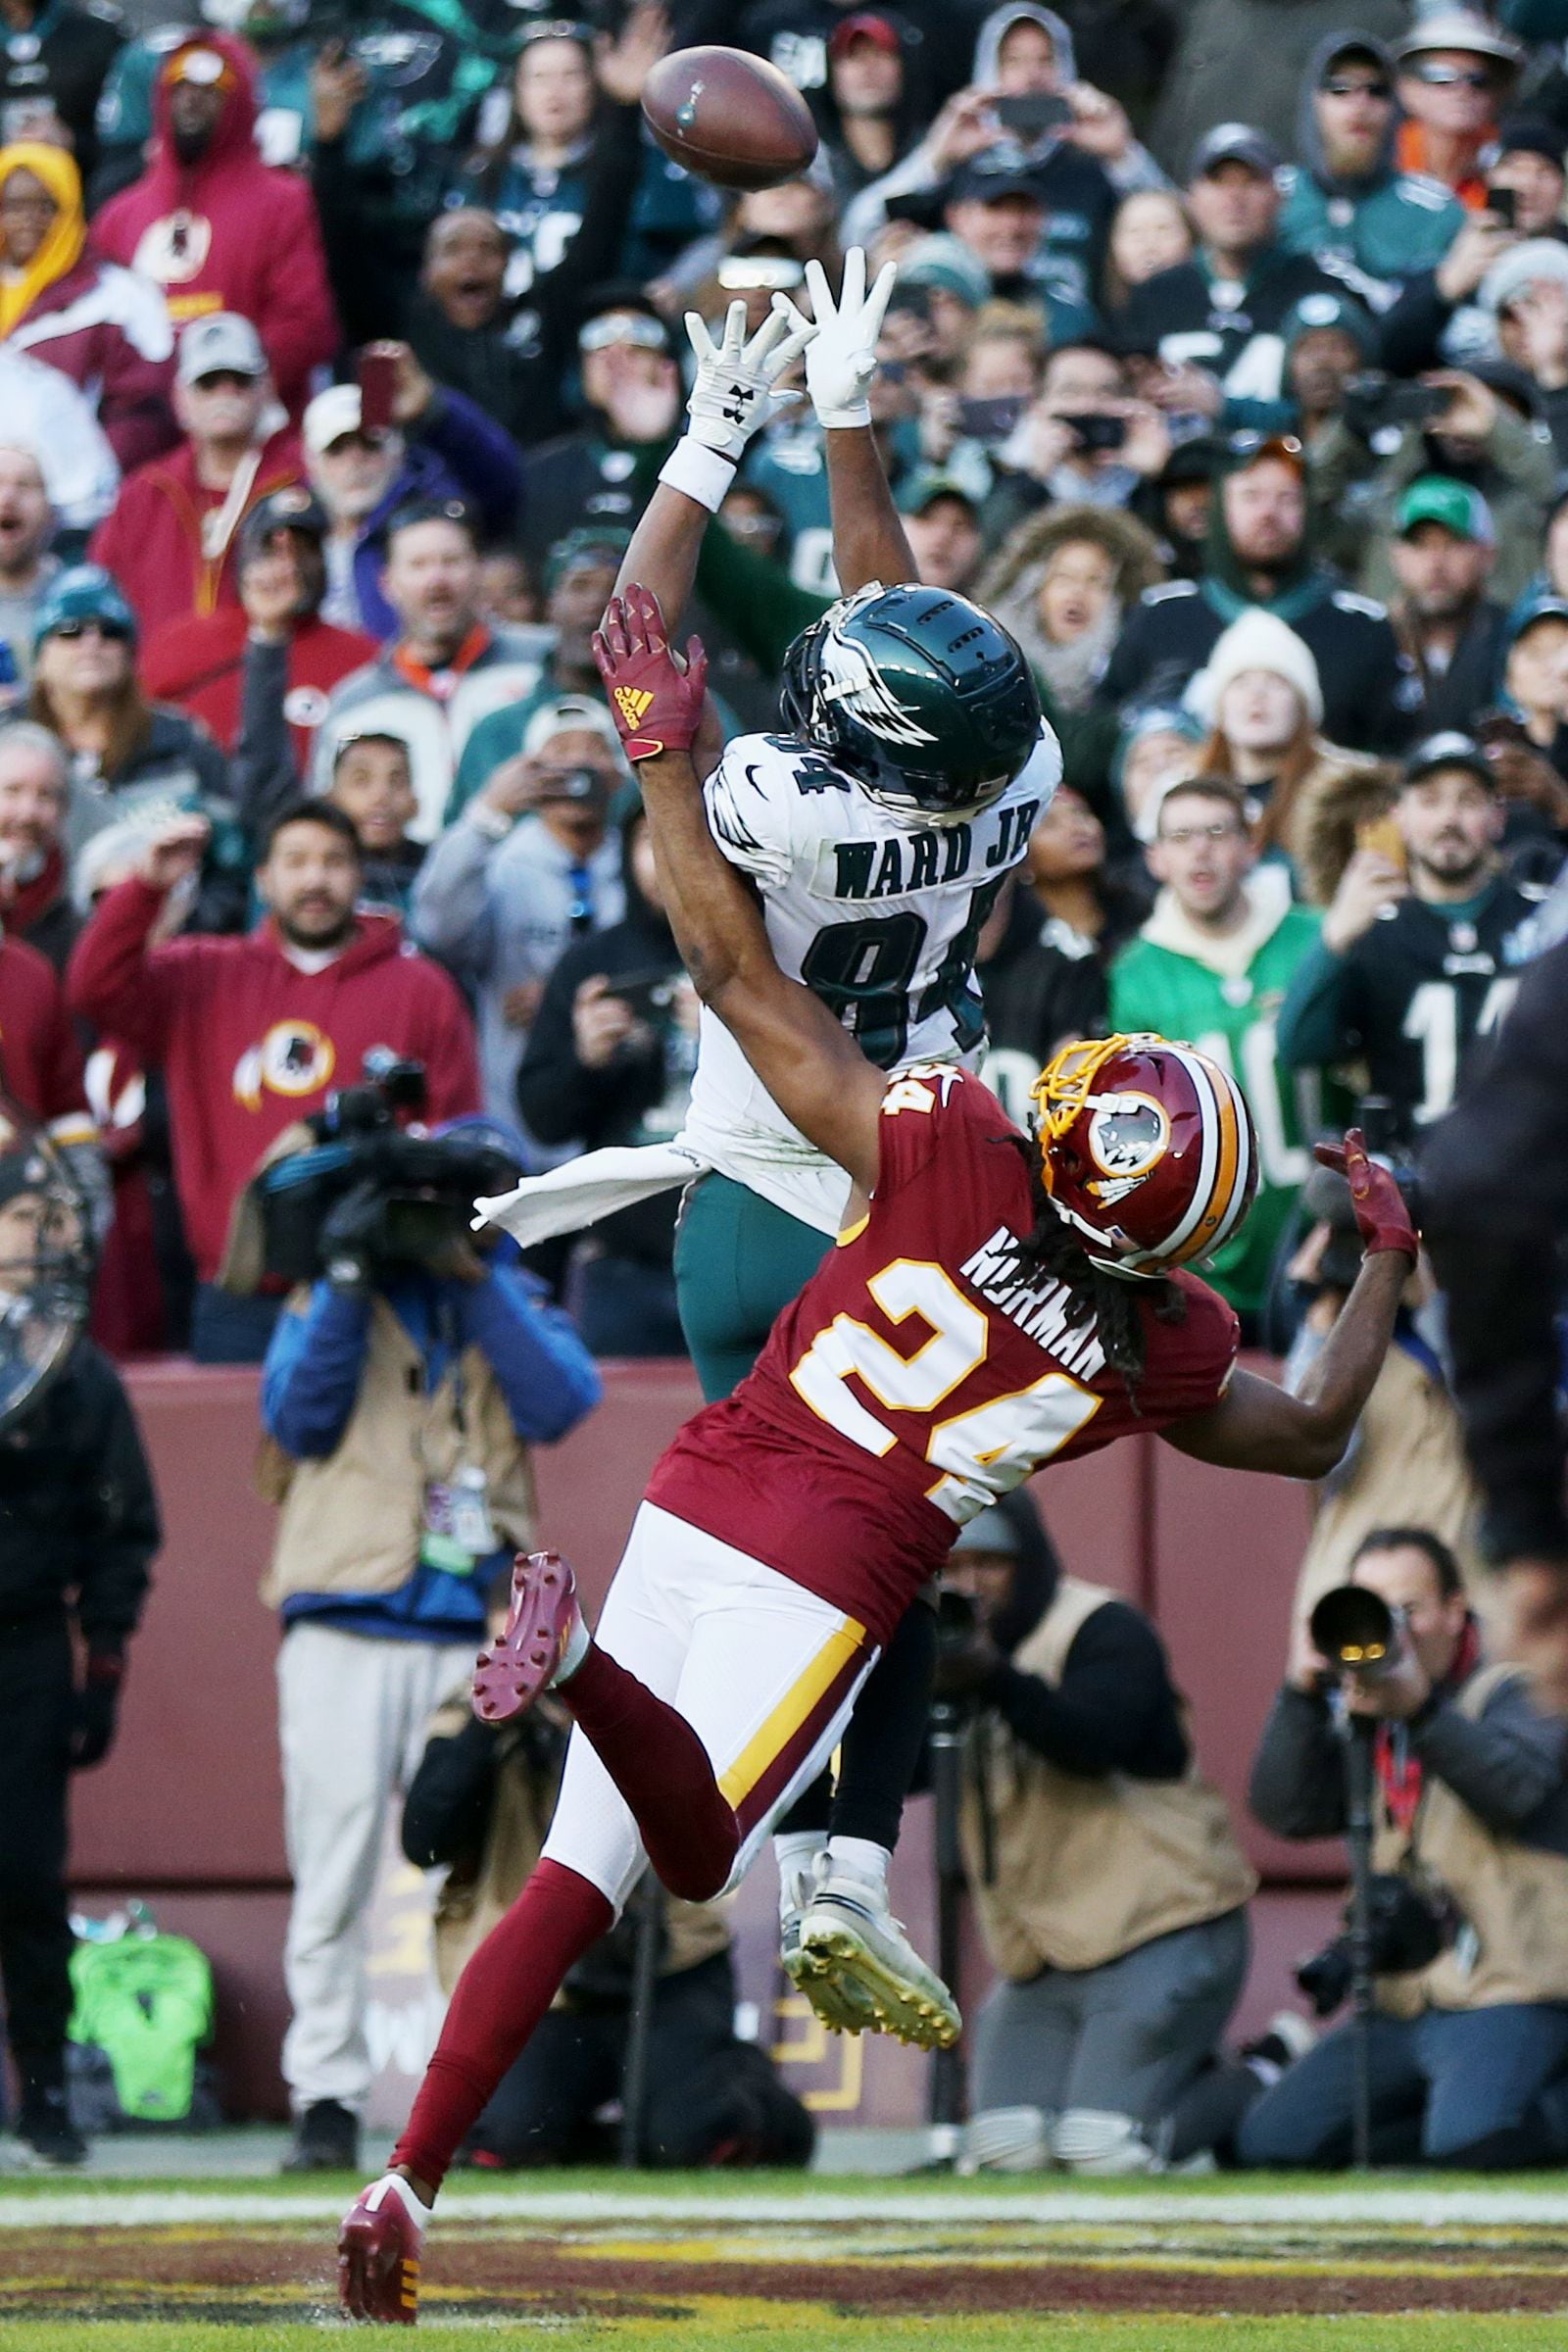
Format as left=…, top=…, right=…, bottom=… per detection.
left=817, top=609, right=939, bottom=750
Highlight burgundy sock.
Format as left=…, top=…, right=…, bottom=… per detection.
left=391, top=1859, right=611, bottom=2192
left=561, top=1643, right=739, bottom=1901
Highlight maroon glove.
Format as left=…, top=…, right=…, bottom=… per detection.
left=592, top=584, right=708, bottom=763
left=1312, top=1127, right=1418, bottom=1263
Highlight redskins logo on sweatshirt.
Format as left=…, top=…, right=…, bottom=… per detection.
left=233, top=1021, right=335, bottom=1111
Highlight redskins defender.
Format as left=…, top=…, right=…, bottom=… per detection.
left=338, top=587, right=1416, bottom=2326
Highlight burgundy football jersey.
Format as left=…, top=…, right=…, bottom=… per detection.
left=648, top=1069, right=1239, bottom=1644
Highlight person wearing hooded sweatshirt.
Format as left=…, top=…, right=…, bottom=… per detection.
left=0, top=144, right=175, bottom=475
left=842, top=6, right=1166, bottom=314
left=1101, top=435, right=1420, bottom=754
left=90, top=32, right=336, bottom=416
left=1278, top=32, right=1466, bottom=314
left=0, top=0, right=121, bottom=188
left=1110, top=776, right=1323, bottom=1327
left=66, top=799, right=481, bottom=1362
left=514, top=792, right=696, bottom=1356
left=936, top=1490, right=1259, bottom=2177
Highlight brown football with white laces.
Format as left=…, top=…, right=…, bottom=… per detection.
left=642, top=45, right=817, bottom=191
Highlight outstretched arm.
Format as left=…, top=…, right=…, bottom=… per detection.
left=777, top=251, right=915, bottom=593
left=595, top=586, right=883, bottom=1193
left=1163, top=1134, right=1417, bottom=1480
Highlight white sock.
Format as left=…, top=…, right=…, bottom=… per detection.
left=826, top=1836, right=892, bottom=1892
left=773, top=1829, right=824, bottom=1911
left=550, top=1605, right=591, bottom=1687
left=366, top=2175, right=427, bottom=2233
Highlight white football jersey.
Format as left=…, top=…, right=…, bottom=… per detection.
left=677, top=723, right=1061, bottom=1232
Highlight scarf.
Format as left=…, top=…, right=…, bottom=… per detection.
left=1376, top=1615, right=1483, bottom=1835
left=0, top=142, right=85, bottom=339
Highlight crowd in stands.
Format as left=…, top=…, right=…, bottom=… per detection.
left=7, top=0, right=1568, bottom=2172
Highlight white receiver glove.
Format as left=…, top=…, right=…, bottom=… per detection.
left=682, top=298, right=816, bottom=463
left=773, top=247, right=896, bottom=431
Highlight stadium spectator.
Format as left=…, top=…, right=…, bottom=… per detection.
left=1487, top=119, right=1568, bottom=243
left=66, top=802, right=481, bottom=1361
left=0, top=722, right=75, bottom=971
left=1394, top=15, right=1523, bottom=208
left=935, top=161, right=1098, bottom=340
left=818, top=12, right=924, bottom=206
left=1278, top=734, right=1543, bottom=1150
left=300, top=354, right=523, bottom=645
left=446, top=532, right=624, bottom=821
left=1103, top=189, right=1194, bottom=315
left=1149, top=0, right=1408, bottom=175
left=1115, top=702, right=1208, bottom=841
left=1243, top=1526, right=1568, bottom=2170
left=516, top=292, right=683, bottom=569
left=311, top=503, right=545, bottom=844
left=515, top=792, right=694, bottom=1354
left=1277, top=34, right=1464, bottom=306
left=0, top=145, right=175, bottom=474
left=413, top=698, right=625, bottom=1124
left=0, top=1133, right=158, bottom=2168
left=402, top=1690, right=811, bottom=2168
left=142, top=487, right=378, bottom=775
left=980, top=343, right=1176, bottom=530
left=1110, top=778, right=1320, bottom=1330
left=88, top=315, right=303, bottom=639
left=321, top=737, right=424, bottom=917
left=897, top=470, right=984, bottom=592
left=0, top=446, right=58, bottom=690
left=981, top=505, right=1164, bottom=720
left=259, top=1135, right=599, bottom=2172
left=940, top=1500, right=1257, bottom=2176
left=1116, top=126, right=1340, bottom=407
left=1022, top=785, right=1148, bottom=969
left=0, top=0, right=121, bottom=186
left=1502, top=598, right=1568, bottom=775
left=0, top=914, right=89, bottom=1135
left=91, top=33, right=336, bottom=414
left=1100, top=435, right=1420, bottom=753
left=1386, top=479, right=1507, bottom=739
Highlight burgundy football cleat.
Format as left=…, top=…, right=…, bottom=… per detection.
left=471, top=1549, right=582, bottom=1724
left=338, top=2174, right=424, bottom=2325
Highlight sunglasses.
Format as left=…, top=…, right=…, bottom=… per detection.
left=579, top=312, right=667, bottom=355
left=1322, top=76, right=1393, bottom=99
left=50, top=618, right=132, bottom=643
left=1408, top=61, right=1495, bottom=90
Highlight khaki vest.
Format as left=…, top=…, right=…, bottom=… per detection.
left=263, top=1291, right=540, bottom=1605
left=425, top=1697, right=731, bottom=1997
left=1374, top=1661, right=1568, bottom=2016
left=960, top=1578, right=1256, bottom=1979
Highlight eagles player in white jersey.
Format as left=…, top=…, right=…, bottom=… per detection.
left=505, top=253, right=1060, bottom=2047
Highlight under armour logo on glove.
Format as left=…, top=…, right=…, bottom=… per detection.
left=594, top=587, right=709, bottom=762
left=682, top=301, right=814, bottom=463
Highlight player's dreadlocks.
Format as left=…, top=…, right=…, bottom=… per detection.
left=999, top=1136, right=1187, bottom=1406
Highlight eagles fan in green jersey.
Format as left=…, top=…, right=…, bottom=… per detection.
left=479, top=251, right=1060, bottom=2051
left=1110, top=777, right=1325, bottom=1337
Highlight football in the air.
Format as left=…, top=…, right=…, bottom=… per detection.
left=641, top=45, right=818, bottom=191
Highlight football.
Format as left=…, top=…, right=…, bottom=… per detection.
left=642, top=45, right=818, bottom=192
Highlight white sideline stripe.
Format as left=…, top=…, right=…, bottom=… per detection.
left=4, top=2186, right=1568, bottom=2230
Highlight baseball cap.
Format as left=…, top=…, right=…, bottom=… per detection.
left=1509, top=596, right=1568, bottom=645
left=522, top=694, right=622, bottom=760
left=1283, top=287, right=1377, bottom=360
left=829, top=10, right=900, bottom=57
left=946, top=155, right=1048, bottom=207
left=1494, top=117, right=1566, bottom=169
left=177, top=311, right=267, bottom=386
left=1401, top=730, right=1495, bottom=790
left=1189, top=122, right=1283, bottom=180
left=1319, top=35, right=1391, bottom=80
left=1395, top=475, right=1494, bottom=544
left=898, top=233, right=992, bottom=307
left=896, top=468, right=979, bottom=517
left=241, top=483, right=329, bottom=554
left=543, top=524, right=630, bottom=595
left=302, top=382, right=381, bottom=455
left=32, top=564, right=137, bottom=652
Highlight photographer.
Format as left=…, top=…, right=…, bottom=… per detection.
left=514, top=793, right=696, bottom=1357
left=1241, top=1527, right=1568, bottom=2170
left=401, top=1690, right=812, bottom=2171
left=940, top=1499, right=1257, bottom=2176
left=259, top=1115, right=601, bottom=2176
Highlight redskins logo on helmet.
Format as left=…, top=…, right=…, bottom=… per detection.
left=1030, top=1033, right=1257, bottom=1278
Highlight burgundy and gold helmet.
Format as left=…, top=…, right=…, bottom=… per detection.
left=1030, top=1033, right=1257, bottom=1279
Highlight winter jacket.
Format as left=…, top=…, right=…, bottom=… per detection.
left=316, top=390, right=524, bottom=644
left=0, top=932, right=88, bottom=1128
left=66, top=881, right=481, bottom=1282
left=4, top=848, right=77, bottom=974
left=91, top=31, right=336, bottom=410
left=412, top=804, right=624, bottom=1126
left=1261, top=742, right=1397, bottom=906
left=3, top=251, right=175, bottom=476
left=1391, top=596, right=1510, bottom=739
left=88, top=428, right=305, bottom=636
left=1276, top=30, right=1465, bottom=312
left=141, top=609, right=378, bottom=766
left=312, top=624, right=548, bottom=845
left=0, top=1337, right=157, bottom=1650
left=1116, top=242, right=1344, bottom=405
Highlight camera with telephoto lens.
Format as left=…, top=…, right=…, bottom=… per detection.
left=1296, top=1873, right=1461, bottom=2016
left=1309, top=1584, right=1410, bottom=1684
left=251, top=1054, right=520, bottom=1286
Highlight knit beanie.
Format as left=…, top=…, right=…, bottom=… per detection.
left=1188, top=608, right=1323, bottom=732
